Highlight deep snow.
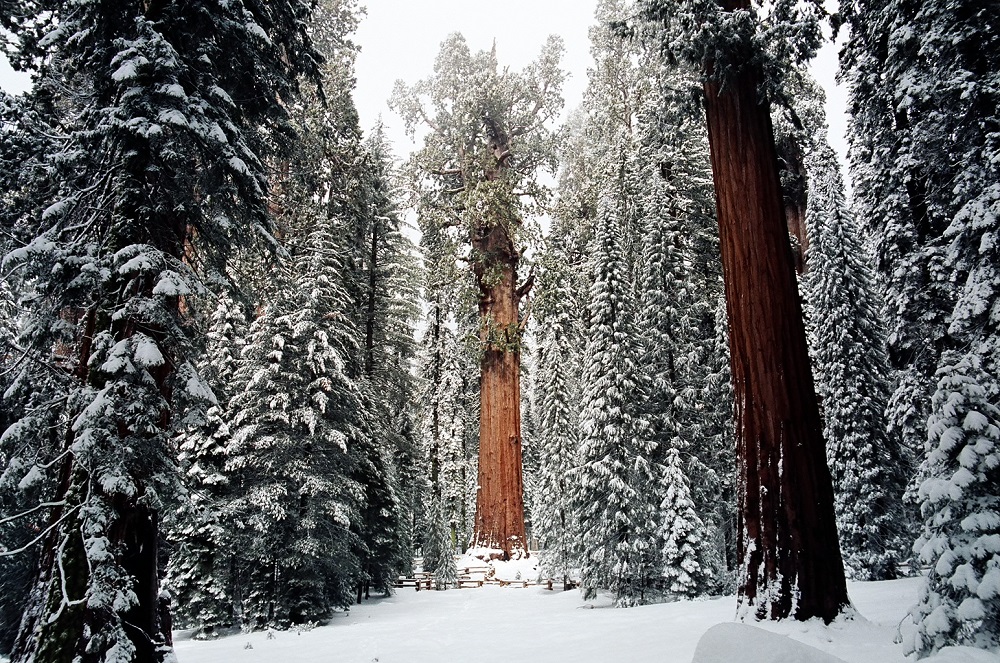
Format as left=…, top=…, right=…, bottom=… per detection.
left=171, top=575, right=999, bottom=663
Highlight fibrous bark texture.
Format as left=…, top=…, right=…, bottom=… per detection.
left=470, top=223, right=527, bottom=559
left=701, top=25, right=849, bottom=622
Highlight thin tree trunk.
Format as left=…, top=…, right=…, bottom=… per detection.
left=470, top=222, right=527, bottom=559
left=429, top=300, right=442, bottom=495
left=701, top=3, right=849, bottom=622
left=364, top=219, right=378, bottom=376
left=777, top=136, right=809, bottom=273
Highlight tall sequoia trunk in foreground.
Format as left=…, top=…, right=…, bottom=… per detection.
left=470, top=219, right=529, bottom=558
left=701, top=0, right=849, bottom=622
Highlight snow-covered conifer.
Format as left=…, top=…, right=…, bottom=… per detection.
left=634, top=60, right=728, bottom=590
left=226, top=219, right=364, bottom=625
left=438, top=334, right=475, bottom=548
left=574, top=194, right=661, bottom=606
left=659, top=447, right=712, bottom=598
left=1, top=1, right=322, bottom=657
left=906, top=353, right=1000, bottom=654
left=533, top=322, right=581, bottom=587
left=843, top=0, right=1000, bottom=651
left=425, top=497, right=458, bottom=590
left=166, top=291, right=249, bottom=633
left=802, top=140, right=912, bottom=580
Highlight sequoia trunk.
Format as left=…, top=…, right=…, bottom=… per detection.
left=701, top=2, right=849, bottom=622
left=470, top=223, right=527, bottom=559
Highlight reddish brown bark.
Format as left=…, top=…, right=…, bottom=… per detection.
left=778, top=138, right=809, bottom=273
left=701, top=6, right=849, bottom=622
left=470, top=221, right=528, bottom=559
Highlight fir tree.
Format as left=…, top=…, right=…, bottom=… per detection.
left=906, top=353, right=1000, bottom=654
left=574, top=194, right=660, bottom=607
left=842, top=0, right=1000, bottom=652
left=165, top=291, right=249, bottom=633
left=659, top=447, right=712, bottom=598
left=634, top=111, right=718, bottom=597
left=633, top=47, right=728, bottom=591
left=802, top=140, right=912, bottom=581
left=437, top=333, right=475, bottom=550
left=425, top=497, right=458, bottom=590
left=226, top=219, right=363, bottom=625
left=533, top=322, right=581, bottom=589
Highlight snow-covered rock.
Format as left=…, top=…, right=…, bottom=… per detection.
left=692, top=623, right=847, bottom=663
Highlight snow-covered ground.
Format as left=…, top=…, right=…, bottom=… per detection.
left=172, top=574, right=998, bottom=663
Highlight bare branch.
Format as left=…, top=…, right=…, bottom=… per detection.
left=518, top=295, right=533, bottom=332
left=0, top=500, right=68, bottom=527
left=516, top=265, right=536, bottom=301
left=509, top=80, right=552, bottom=138
left=0, top=503, right=81, bottom=557
left=431, top=167, right=464, bottom=176
left=417, top=105, right=442, bottom=133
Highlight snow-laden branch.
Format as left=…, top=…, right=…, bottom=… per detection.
left=0, top=502, right=82, bottom=557
left=0, top=500, right=68, bottom=527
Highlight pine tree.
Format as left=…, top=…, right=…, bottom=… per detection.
left=531, top=211, right=587, bottom=587
left=583, top=0, right=651, bottom=270
left=574, top=194, right=661, bottom=607
left=253, top=1, right=414, bottom=607
left=634, top=127, right=684, bottom=472
left=0, top=245, right=49, bottom=653
left=414, top=210, right=480, bottom=557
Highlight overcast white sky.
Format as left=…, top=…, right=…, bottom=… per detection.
left=353, top=0, right=596, bottom=158
left=0, top=2, right=848, bottom=171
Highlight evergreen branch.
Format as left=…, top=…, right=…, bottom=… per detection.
left=1, top=338, right=76, bottom=384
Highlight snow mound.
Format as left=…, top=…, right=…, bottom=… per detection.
left=692, top=623, right=847, bottom=663
left=924, top=647, right=1000, bottom=663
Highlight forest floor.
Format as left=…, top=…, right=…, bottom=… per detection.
left=172, top=574, right=997, bottom=663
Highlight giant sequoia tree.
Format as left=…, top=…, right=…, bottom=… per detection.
left=0, top=1, right=319, bottom=660
left=391, top=34, right=565, bottom=559
left=638, top=0, right=849, bottom=621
